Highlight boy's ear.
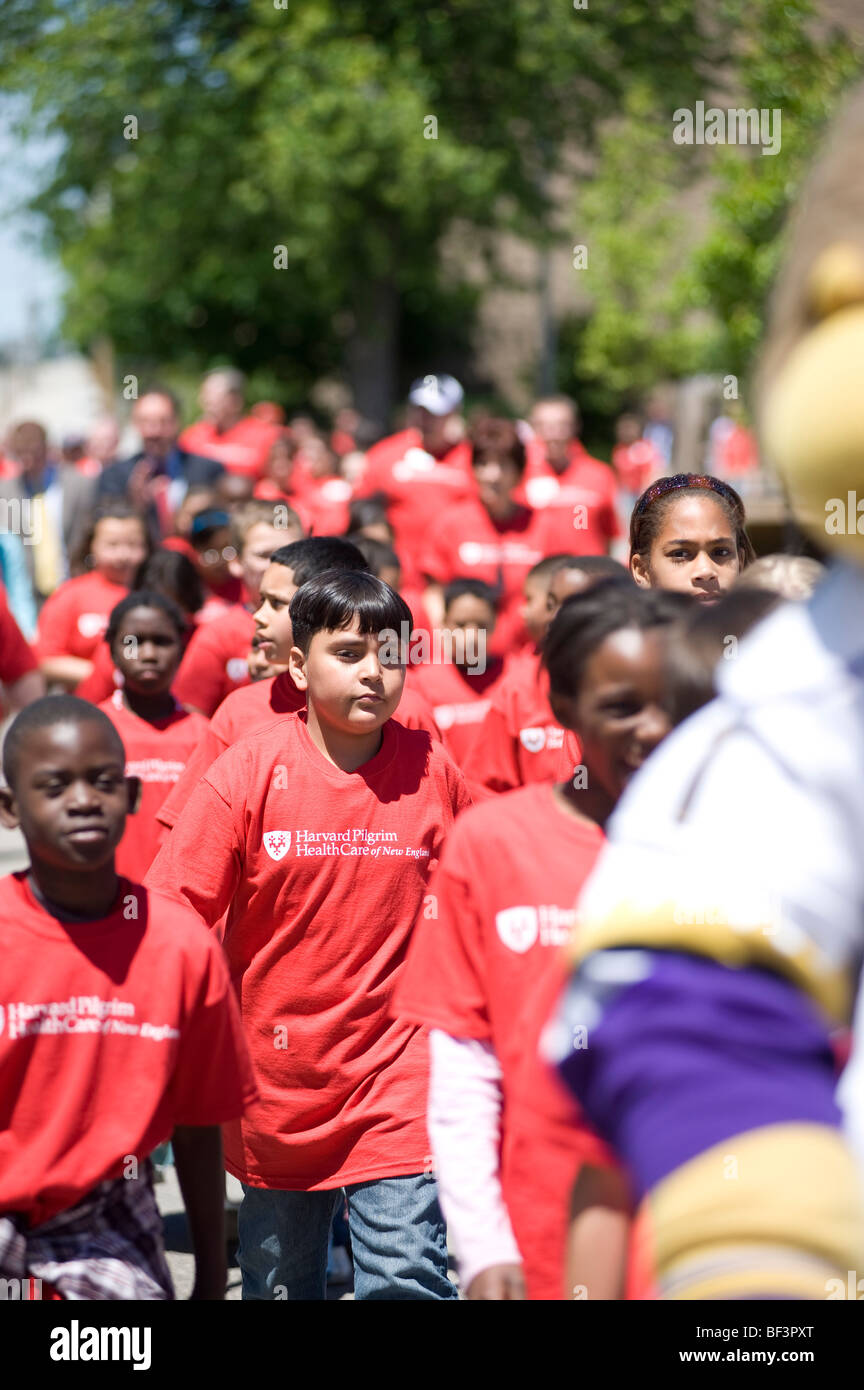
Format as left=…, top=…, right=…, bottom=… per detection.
left=288, top=644, right=308, bottom=691
left=0, top=784, right=20, bottom=830
left=126, top=777, right=142, bottom=814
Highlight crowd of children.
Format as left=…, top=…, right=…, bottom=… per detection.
left=3, top=126, right=864, bottom=1302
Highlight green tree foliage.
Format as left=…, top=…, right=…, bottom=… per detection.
left=2, top=0, right=715, bottom=418
left=563, top=0, right=862, bottom=421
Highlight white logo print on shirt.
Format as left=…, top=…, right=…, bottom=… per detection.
left=263, top=831, right=292, bottom=860
left=495, top=905, right=575, bottom=953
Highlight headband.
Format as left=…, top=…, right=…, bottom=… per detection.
left=633, top=473, right=743, bottom=519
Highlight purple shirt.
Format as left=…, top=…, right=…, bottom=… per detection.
left=555, top=951, right=840, bottom=1200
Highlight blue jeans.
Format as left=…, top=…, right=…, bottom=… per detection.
left=237, top=1172, right=457, bottom=1300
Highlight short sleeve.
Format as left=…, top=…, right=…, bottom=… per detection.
left=394, top=831, right=491, bottom=1040
left=34, top=583, right=75, bottom=660
left=167, top=930, right=258, bottom=1125
left=0, top=592, right=37, bottom=685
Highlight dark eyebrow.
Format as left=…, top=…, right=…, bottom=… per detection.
left=664, top=536, right=734, bottom=546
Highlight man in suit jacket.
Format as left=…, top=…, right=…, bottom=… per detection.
left=98, top=388, right=224, bottom=538
left=0, top=421, right=96, bottom=606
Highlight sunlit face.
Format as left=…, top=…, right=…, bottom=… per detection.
left=87, top=419, right=121, bottom=464
left=200, top=377, right=243, bottom=430
left=253, top=563, right=299, bottom=663
left=472, top=454, right=521, bottom=517
left=379, top=564, right=402, bottom=591
left=546, top=567, right=595, bottom=624
left=132, top=393, right=179, bottom=462
left=0, top=722, right=132, bottom=871
left=111, top=606, right=182, bottom=697
left=11, top=428, right=48, bottom=477
left=520, top=575, right=550, bottom=646
left=551, top=627, right=672, bottom=803
left=238, top=523, right=297, bottom=603
left=247, top=633, right=289, bottom=683
left=443, top=593, right=495, bottom=667
left=90, top=518, right=148, bottom=586
left=266, top=442, right=296, bottom=492
left=289, top=615, right=405, bottom=736
left=194, top=526, right=234, bottom=586
left=530, top=402, right=576, bottom=446
left=632, top=496, right=740, bottom=605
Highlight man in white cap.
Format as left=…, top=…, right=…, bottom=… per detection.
left=354, top=374, right=474, bottom=590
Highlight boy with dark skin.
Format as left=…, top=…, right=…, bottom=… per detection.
left=0, top=698, right=255, bottom=1299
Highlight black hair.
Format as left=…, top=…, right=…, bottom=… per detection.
left=134, top=549, right=204, bottom=616
left=269, top=536, right=370, bottom=586
left=346, top=495, right=393, bottom=536
left=552, top=554, right=626, bottom=580
left=349, top=535, right=401, bottom=577
left=105, top=590, right=188, bottom=651
left=443, top=578, right=499, bottom=613
left=664, top=586, right=781, bottom=727
left=3, top=696, right=124, bottom=789
left=289, top=570, right=413, bottom=656
left=542, top=577, right=689, bottom=701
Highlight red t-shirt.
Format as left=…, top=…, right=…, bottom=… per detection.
left=554, top=728, right=583, bottom=784
left=421, top=499, right=578, bottom=657
left=356, top=430, right=475, bottom=587
left=99, top=693, right=209, bottom=880
left=394, top=783, right=612, bottom=1299
left=173, top=606, right=256, bottom=716
left=292, top=469, right=353, bottom=536
left=35, top=572, right=129, bottom=665
left=407, top=659, right=503, bottom=768
left=0, top=585, right=37, bottom=687
left=611, top=439, right=663, bottom=495
left=521, top=440, right=620, bottom=553
left=0, top=873, right=257, bottom=1224
left=157, top=671, right=441, bottom=831
left=461, top=647, right=579, bottom=798
left=146, top=713, right=471, bottom=1190
left=178, top=417, right=281, bottom=479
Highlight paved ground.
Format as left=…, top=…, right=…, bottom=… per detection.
left=155, top=1169, right=357, bottom=1301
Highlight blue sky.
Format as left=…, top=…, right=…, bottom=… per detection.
left=0, top=98, right=65, bottom=350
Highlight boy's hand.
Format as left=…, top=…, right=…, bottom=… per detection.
left=466, top=1263, right=526, bottom=1300
left=172, top=1124, right=228, bottom=1302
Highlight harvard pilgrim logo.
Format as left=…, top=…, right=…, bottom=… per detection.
left=519, top=727, right=546, bottom=754
left=495, top=906, right=539, bottom=954
left=263, top=830, right=291, bottom=861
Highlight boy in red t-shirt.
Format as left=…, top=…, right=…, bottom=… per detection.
left=99, top=591, right=209, bottom=879
left=146, top=572, right=470, bottom=1300
left=173, top=499, right=304, bottom=717
left=0, top=696, right=256, bottom=1299
left=158, top=537, right=439, bottom=832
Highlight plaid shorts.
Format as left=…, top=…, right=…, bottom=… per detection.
left=0, top=1158, right=174, bottom=1300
